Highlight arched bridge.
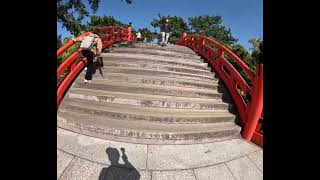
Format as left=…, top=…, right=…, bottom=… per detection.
left=57, top=26, right=263, bottom=147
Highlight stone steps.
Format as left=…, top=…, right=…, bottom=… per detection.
left=110, top=47, right=202, bottom=60
left=100, top=53, right=205, bottom=64
left=58, top=43, right=239, bottom=145
left=78, top=72, right=218, bottom=90
left=59, top=100, right=235, bottom=125
left=67, top=88, right=230, bottom=111
left=122, top=43, right=197, bottom=55
left=102, top=57, right=210, bottom=70
left=57, top=110, right=241, bottom=144
left=72, top=80, right=223, bottom=99
left=95, top=67, right=216, bottom=82
left=102, top=61, right=213, bottom=77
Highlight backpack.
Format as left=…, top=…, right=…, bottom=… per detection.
left=80, top=36, right=95, bottom=50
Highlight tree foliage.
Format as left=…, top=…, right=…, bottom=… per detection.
left=249, top=38, right=263, bottom=64
left=188, top=15, right=237, bottom=46
left=248, top=38, right=261, bottom=51
left=224, top=44, right=254, bottom=84
left=57, top=0, right=132, bottom=35
left=57, top=35, right=63, bottom=49
left=151, top=14, right=189, bottom=43
left=230, top=44, right=254, bottom=70
left=85, top=15, right=127, bottom=31
left=57, top=37, right=82, bottom=67
left=137, top=28, right=157, bottom=42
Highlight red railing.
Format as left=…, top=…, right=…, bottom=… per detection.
left=177, top=33, right=263, bottom=147
left=57, top=26, right=136, bottom=107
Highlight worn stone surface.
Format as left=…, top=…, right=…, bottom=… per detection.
left=152, top=170, right=196, bottom=180
left=57, top=149, right=74, bottom=179
left=226, top=156, right=263, bottom=180
left=57, top=43, right=263, bottom=179
left=58, top=152, right=151, bottom=180
left=59, top=157, right=104, bottom=180
left=247, top=150, right=263, bottom=172
left=147, top=138, right=259, bottom=170
left=57, top=128, right=148, bottom=170
left=194, top=163, right=235, bottom=180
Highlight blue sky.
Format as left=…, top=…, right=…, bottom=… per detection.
left=57, top=0, right=262, bottom=51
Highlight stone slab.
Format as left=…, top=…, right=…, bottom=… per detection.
left=152, top=170, right=196, bottom=180
left=57, top=149, right=74, bottom=179
left=247, top=150, right=263, bottom=172
left=226, top=156, right=263, bottom=180
left=57, top=128, right=148, bottom=170
left=147, top=138, right=260, bottom=170
left=194, top=163, right=235, bottom=180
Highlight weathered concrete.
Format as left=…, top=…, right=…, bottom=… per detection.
left=72, top=81, right=222, bottom=99
left=67, top=88, right=230, bottom=111
left=111, top=47, right=202, bottom=59
left=247, top=149, right=263, bottom=172
left=101, top=57, right=210, bottom=70
left=77, top=72, right=219, bottom=90
left=58, top=43, right=263, bottom=179
left=58, top=111, right=241, bottom=145
left=152, top=170, right=196, bottom=180
left=101, top=62, right=213, bottom=76
left=147, top=138, right=259, bottom=170
left=194, top=163, right=235, bottom=180
left=226, top=156, right=263, bottom=180
left=57, top=128, right=263, bottom=179
left=57, top=128, right=148, bottom=169
left=101, top=53, right=204, bottom=64
left=59, top=157, right=104, bottom=180
left=57, top=149, right=74, bottom=179
left=125, top=43, right=197, bottom=54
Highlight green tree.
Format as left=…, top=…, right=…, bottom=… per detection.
left=151, top=14, right=189, bottom=44
left=224, top=44, right=254, bottom=84
left=57, top=37, right=82, bottom=67
left=57, top=37, right=84, bottom=83
left=57, top=0, right=133, bottom=35
left=230, top=44, right=254, bottom=70
left=85, top=15, right=127, bottom=33
left=257, top=41, right=263, bottom=63
left=57, top=35, right=62, bottom=49
left=188, top=15, right=237, bottom=46
left=137, top=28, right=157, bottom=42
left=248, top=38, right=262, bottom=51
left=249, top=39, right=263, bottom=64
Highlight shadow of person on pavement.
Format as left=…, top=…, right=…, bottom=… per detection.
left=99, top=147, right=140, bottom=180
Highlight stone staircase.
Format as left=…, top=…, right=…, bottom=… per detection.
left=57, top=43, right=241, bottom=145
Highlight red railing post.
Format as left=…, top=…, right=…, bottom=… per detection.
left=216, top=48, right=224, bottom=67
left=242, top=64, right=263, bottom=140
left=176, top=32, right=187, bottom=46
left=128, top=27, right=132, bottom=40
left=182, top=32, right=187, bottom=44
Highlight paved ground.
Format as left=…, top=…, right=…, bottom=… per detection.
left=57, top=128, right=263, bottom=180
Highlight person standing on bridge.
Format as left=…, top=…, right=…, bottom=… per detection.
left=72, top=29, right=102, bottom=83
left=136, top=31, right=142, bottom=42
left=160, top=19, right=171, bottom=46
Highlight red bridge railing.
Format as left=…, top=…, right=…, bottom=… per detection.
left=177, top=33, right=263, bottom=147
left=57, top=26, right=136, bottom=107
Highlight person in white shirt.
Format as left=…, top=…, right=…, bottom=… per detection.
left=136, top=31, right=142, bottom=42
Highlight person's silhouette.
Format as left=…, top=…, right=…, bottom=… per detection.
left=99, top=147, right=140, bottom=180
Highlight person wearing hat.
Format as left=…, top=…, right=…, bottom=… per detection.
left=72, top=28, right=102, bottom=83
left=160, top=19, right=171, bottom=46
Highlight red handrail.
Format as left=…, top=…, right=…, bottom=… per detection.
left=57, top=26, right=136, bottom=107
left=177, top=33, right=263, bottom=147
